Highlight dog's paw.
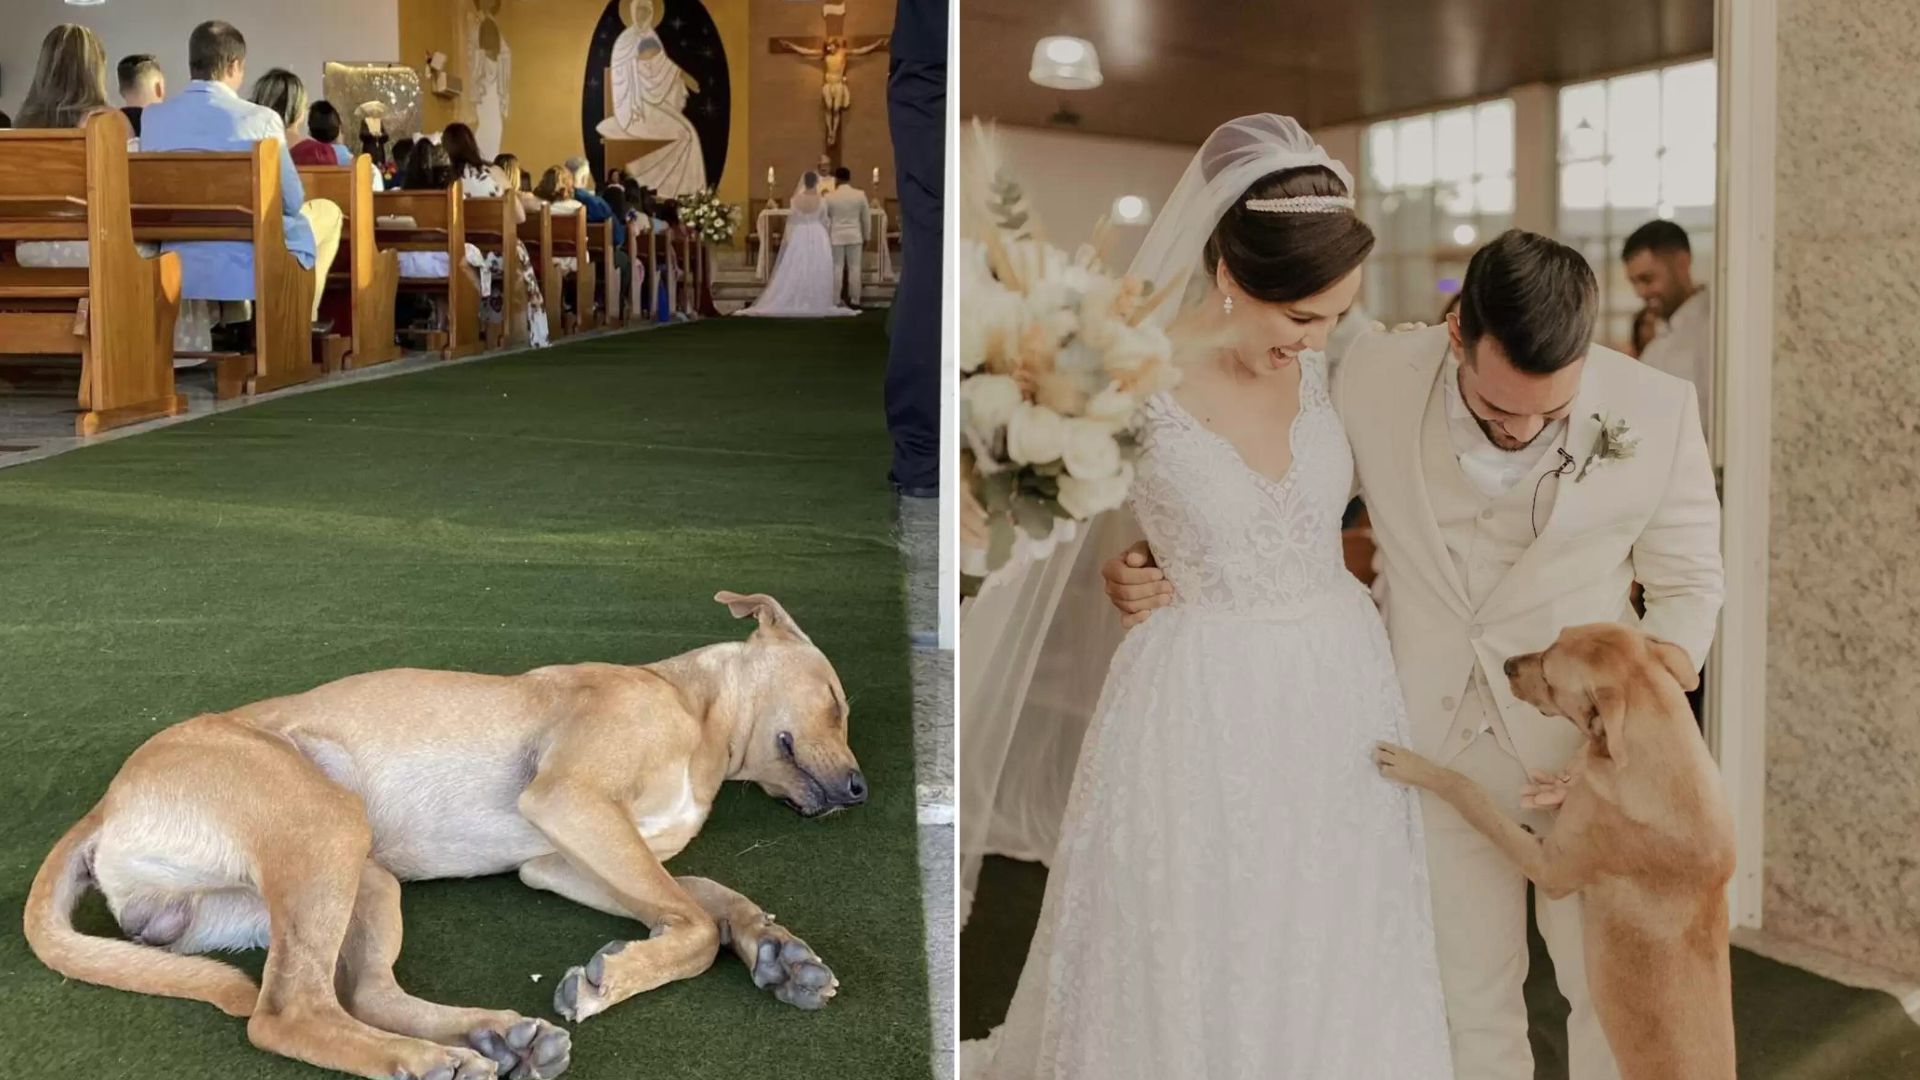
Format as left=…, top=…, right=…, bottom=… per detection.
left=389, top=1045, right=498, bottom=1080
left=554, top=940, right=626, bottom=1023
left=1373, top=741, right=1440, bottom=788
left=469, top=1018, right=571, bottom=1079
left=749, top=923, right=838, bottom=1010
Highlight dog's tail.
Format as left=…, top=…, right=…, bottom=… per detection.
left=23, top=807, right=259, bottom=1017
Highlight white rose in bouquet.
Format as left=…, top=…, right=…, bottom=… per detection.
left=1061, top=417, right=1123, bottom=480
left=962, top=374, right=1022, bottom=442
left=961, top=277, right=1026, bottom=375
left=1058, top=464, right=1135, bottom=519
left=1103, top=323, right=1175, bottom=379
left=1006, top=402, right=1069, bottom=466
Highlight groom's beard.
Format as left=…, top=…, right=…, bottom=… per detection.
left=1476, top=415, right=1550, bottom=453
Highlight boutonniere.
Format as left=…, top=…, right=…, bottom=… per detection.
left=1576, top=413, right=1638, bottom=481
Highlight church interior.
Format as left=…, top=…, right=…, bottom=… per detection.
left=0, top=1, right=949, bottom=1078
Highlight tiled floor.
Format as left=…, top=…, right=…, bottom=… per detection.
left=899, top=490, right=957, bottom=1080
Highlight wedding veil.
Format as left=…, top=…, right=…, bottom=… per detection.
left=958, top=116, right=1357, bottom=923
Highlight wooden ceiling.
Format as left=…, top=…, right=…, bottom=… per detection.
left=962, top=0, right=1714, bottom=143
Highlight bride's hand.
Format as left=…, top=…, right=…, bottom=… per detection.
left=1102, top=541, right=1173, bottom=627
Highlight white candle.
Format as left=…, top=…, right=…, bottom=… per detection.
left=872, top=167, right=880, bottom=187
left=767, top=166, right=776, bottom=187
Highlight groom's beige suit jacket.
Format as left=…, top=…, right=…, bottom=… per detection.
left=1334, top=325, right=1724, bottom=771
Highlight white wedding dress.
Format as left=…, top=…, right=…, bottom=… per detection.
left=737, top=192, right=856, bottom=318
left=964, top=350, right=1453, bottom=1079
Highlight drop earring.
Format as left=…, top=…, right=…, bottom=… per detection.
left=1222, top=295, right=1235, bottom=315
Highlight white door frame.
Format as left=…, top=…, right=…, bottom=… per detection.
left=1711, top=0, right=1776, bottom=930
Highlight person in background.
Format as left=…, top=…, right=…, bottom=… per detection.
left=823, top=165, right=871, bottom=308
left=248, top=67, right=307, bottom=137
left=292, top=101, right=354, bottom=170
left=401, top=138, right=452, bottom=190
left=492, top=154, right=544, bottom=215
left=883, top=0, right=946, bottom=497
left=1630, top=305, right=1663, bottom=359
left=116, top=54, right=165, bottom=137
left=563, top=157, right=630, bottom=310
left=140, top=21, right=342, bottom=324
left=535, top=166, right=583, bottom=214
left=816, top=152, right=837, bottom=193
left=389, top=136, right=417, bottom=187
left=1623, top=219, right=1714, bottom=445
left=359, top=120, right=389, bottom=178
left=14, top=25, right=214, bottom=354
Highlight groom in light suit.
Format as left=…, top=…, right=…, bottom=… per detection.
left=1106, top=230, right=1724, bottom=1079
left=824, top=166, right=871, bottom=308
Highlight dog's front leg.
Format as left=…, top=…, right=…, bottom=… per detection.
left=1375, top=742, right=1593, bottom=898
left=518, top=783, right=720, bottom=1023
left=679, top=876, right=839, bottom=1010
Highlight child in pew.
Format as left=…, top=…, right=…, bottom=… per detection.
left=12, top=24, right=217, bottom=360
left=442, top=127, right=547, bottom=347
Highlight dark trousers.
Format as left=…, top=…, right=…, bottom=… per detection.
left=884, top=52, right=945, bottom=492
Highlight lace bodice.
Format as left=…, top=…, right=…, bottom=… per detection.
left=1131, top=351, right=1353, bottom=615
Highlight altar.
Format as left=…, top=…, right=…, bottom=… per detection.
left=753, top=205, right=894, bottom=282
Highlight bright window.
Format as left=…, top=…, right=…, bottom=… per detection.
left=1360, top=99, right=1515, bottom=325
left=1558, top=59, right=1717, bottom=350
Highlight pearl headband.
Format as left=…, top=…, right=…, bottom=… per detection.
left=1243, top=194, right=1355, bottom=214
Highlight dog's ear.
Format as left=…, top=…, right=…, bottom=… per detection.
left=1592, top=686, right=1628, bottom=767
left=715, top=591, right=813, bottom=645
left=1647, top=637, right=1700, bottom=692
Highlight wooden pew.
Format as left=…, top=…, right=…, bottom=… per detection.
left=0, top=113, right=186, bottom=435
left=555, top=209, right=597, bottom=333
left=518, top=204, right=564, bottom=339
left=587, top=218, right=621, bottom=327
left=626, top=217, right=654, bottom=325
left=462, top=194, right=523, bottom=349
left=373, top=182, right=481, bottom=360
left=129, top=143, right=320, bottom=398
left=297, top=155, right=400, bottom=370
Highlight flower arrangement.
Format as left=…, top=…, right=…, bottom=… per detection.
left=1576, top=413, right=1638, bottom=481
left=960, top=122, right=1182, bottom=594
left=681, top=189, right=739, bottom=245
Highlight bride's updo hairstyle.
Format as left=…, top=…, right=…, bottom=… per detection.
left=1203, top=166, right=1375, bottom=303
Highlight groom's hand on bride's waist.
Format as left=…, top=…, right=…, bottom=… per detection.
left=1103, top=542, right=1174, bottom=627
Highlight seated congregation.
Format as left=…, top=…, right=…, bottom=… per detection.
left=0, top=20, right=709, bottom=436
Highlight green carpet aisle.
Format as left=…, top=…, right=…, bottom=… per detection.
left=0, top=313, right=931, bottom=1079
left=960, top=856, right=1920, bottom=1077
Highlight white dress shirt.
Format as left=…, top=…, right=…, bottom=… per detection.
left=1637, top=285, right=1714, bottom=447
left=1442, top=354, right=1569, bottom=498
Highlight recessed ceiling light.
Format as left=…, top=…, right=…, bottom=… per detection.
left=1030, top=36, right=1102, bottom=91
left=1452, top=224, right=1477, bottom=246
left=64, top=0, right=108, bottom=6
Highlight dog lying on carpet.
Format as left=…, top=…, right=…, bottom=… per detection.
left=25, top=592, right=865, bottom=1080
left=1375, top=623, right=1737, bottom=1080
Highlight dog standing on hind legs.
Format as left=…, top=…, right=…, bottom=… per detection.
left=1375, top=622, right=1737, bottom=1080
left=25, top=591, right=863, bottom=1080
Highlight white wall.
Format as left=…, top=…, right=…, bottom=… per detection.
left=0, top=0, right=399, bottom=117
left=993, top=122, right=1363, bottom=272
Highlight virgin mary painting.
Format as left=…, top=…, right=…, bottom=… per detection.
left=596, top=0, right=707, bottom=195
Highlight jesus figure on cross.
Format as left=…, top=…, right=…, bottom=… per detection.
left=770, top=2, right=890, bottom=147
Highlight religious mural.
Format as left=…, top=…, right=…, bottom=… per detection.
left=583, top=0, right=731, bottom=196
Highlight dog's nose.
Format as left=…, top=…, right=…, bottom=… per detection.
left=1503, top=657, right=1521, bottom=678
left=840, top=770, right=868, bottom=806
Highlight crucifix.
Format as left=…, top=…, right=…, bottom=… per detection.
left=769, top=1, right=890, bottom=149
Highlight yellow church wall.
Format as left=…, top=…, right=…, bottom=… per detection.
left=393, top=0, right=744, bottom=210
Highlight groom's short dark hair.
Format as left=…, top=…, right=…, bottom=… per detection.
left=1457, top=229, right=1597, bottom=375
left=834, top=166, right=852, bottom=184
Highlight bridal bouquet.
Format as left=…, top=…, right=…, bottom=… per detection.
left=681, top=189, right=739, bottom=245
left=961, top=123, right=1181, bottom=594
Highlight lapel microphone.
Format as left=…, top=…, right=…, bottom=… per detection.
left=1531, top=449, right=1578, bottom=537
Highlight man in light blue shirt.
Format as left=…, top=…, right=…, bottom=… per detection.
left=140, top=20, right=342, bottom=322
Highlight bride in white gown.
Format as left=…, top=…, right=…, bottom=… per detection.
left=738, top=173, right=857, bottom=318
left=961, top=116, right=1452, bottom=1079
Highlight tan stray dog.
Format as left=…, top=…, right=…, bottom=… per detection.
left=24, top=592, right=864, bottom=1080
left=1374, top=623, right=1737, bottom=1080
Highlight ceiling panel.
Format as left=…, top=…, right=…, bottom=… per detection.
left=962, top=0, right=1714, bottom=143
